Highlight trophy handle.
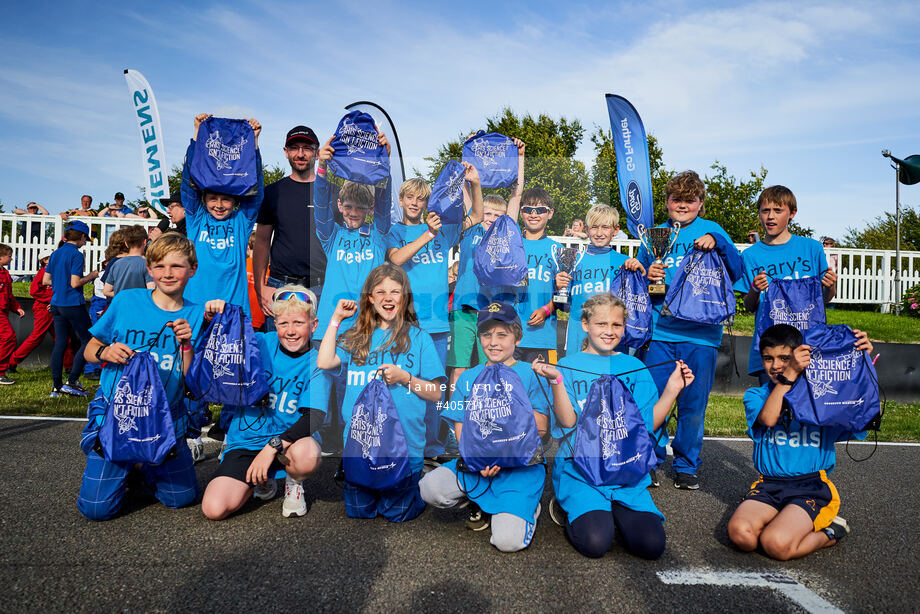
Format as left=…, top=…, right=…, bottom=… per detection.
left=666, top=222, right=681, bottom=255
left=636, top=224, right=651, bottom=253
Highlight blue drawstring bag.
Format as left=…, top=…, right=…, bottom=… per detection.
left=662, top=248, right=735, bottom=326
left=783, top=324, right=881, bottom=432
left=458, top=364, right=544, bottom=472
left=189, top=117, right=258, bottom=196
left=186, top=304, right=269, bottom=406
left=428, top=161, right=465, bottom=224
left=754, top=277, right=826, bottom=355
left=328, top=111, right=390, bottom=185
left=343, top=378, right=412, bottom=490
left=98, top=352, right=177, bottom=465
left=474, top=215, right=528, bottom=287
left=461, top=131, right=518, bottom=188
left=572, top=375, right=656, bottom=487
left=610, top=267, right=652, bottom=349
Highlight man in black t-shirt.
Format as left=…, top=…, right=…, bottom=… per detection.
left=253, top=125, right=327, bottom=329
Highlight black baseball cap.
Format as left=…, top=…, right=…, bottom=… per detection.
left=477, top=302, right=521, bottom=332
left=160, top=193, right=182, bottom=206
left=285, top=125, right=319, bottom=147
left=114, top=192, right=125, bottom=200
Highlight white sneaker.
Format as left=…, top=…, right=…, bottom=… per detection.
left=217, top=440, right=227, bottom=462
left=253, top=479, right=277, bottom=501
left=282, top=477, right=307, bottom=518
left=188, top=437, right=205, bottom=463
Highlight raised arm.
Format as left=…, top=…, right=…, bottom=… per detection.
left=505, top=138, right=526, bottom=221
left=461, top=162, right=483, bottom=232
left=313, top=138, right=337, bottom=244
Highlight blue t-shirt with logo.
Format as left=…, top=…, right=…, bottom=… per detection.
left=552, top=351, right=663, bottom=521
left=637, top=217, right=740, bottom=348
left=739, top=235, right=829, bottom=373
left=439, top=360, right=548, bottom=520
left=517, top=236, right=560, bottom=350
left=565, top=247, right=628, bottom=352
left=387, top=222, right=461, bottom=334
left=225, top=335, right=332, bottom=458
left=314, top=174, right=391, bottom=334
left=47, top=243, right=86, bottom=307
left=744, top=383, right=864, bottom=478
left=90, top=289, right=206, bottom=424
left=334, top=326, right=445, bottom=474
left=451, top=224, right=486, bottom=312
left=182, top=141, right=263, bottom=316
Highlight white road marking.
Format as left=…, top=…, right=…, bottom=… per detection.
left=658, top=569, right=843, bottom=613
left=0, top=415, right=84, bottom=422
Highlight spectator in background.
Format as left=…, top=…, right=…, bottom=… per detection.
left=61, top=195, right=97, bottom=220
left=0, top=243, right=25, bottom=385
left=13, top=202, right=49, bottom=243
left=747, top=230, right=760, bottom=244
left=156, top=194, right=186, bottom=237
left=100, top=193, right=134, bottom=218
left=127, top=203, right=156, bottom=219
left=563, top=218, right=588, bottom=239
left=253, top=125, right=326, bottom=331
left=823, top=237, right=839, bottom=273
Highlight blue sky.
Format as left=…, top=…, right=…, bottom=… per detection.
left=1, top=0, right=918, bottom=240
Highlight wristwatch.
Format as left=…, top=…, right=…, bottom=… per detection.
left=95, top=344, right=109, bottom=361
left=775, top=373, right=796, bottom=386
left=268, top=437, right=290, bottom=466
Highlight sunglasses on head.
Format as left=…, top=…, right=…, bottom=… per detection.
left=275, top=291, right=311, bottom=304
left=521, top=206, right=550, bottom=215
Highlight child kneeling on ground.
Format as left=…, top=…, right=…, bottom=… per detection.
left=201, top=286, right=333, bottom=520
left=420, top=302, right=549, bottom=553
left=727, top=323, right=872, bottom=560
left=76, top=234, right=222, bottom=521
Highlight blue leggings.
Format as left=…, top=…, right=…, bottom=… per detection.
left=50, top=305, right=92, bottom=388
left=565, top=503, right=665, bottom=559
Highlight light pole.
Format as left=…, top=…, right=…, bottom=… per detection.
left=881, top=150, right=920, bottom=315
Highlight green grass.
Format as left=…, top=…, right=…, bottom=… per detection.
left=13, top=280, right=93, bottom=300
left=2, top=368, right=918, bottom=442
left=731, top=309, right=920, bottom=343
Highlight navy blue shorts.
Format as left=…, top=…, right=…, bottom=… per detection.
left=343, top=471, right=425, bottom=523
left=743, top=470, right=840, bottom=531
left=212, top=448, right=286, bottom=485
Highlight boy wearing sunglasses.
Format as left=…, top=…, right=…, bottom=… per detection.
left=515, top=189, right=561, bottom=363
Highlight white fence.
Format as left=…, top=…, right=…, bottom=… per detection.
left=3, top=213, right=918, bottom=312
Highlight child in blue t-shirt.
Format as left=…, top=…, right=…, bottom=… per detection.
left=727, top=324, right=872, bottom=560
left=102, top=225, right=154, bottom=298
left=201, top=286, right=334, bottom=520
left=533, top=293, right=692, bottom=559
left=738, top=186, right=837, bottom=381
left=515, top=187, right=561, bottom=364
left=181, top=113, right=264, bottom=317
left=386, top=168, right=483, bottom=457
left=637, top=171, right=744, bottom=490
left=76, top=234, right=224, bottom=521
left=44, top=220, right=99, bottom=397
left=447, top=138, right=526, bottom=393
left=555, top=204, right=645, bottom=355
left=420, top=302, right=549, bottom=553
left=317, top=264, right=445, bottom=522
left=312, top=133, right=393, bottom=335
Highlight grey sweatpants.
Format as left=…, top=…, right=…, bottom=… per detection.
left=419, top=466, right=538, bottom=553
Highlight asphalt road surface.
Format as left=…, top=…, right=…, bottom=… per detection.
left=1, top=418, right=917, bottom=613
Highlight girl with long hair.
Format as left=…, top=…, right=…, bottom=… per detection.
left=317, top=264, right=445, bottom=521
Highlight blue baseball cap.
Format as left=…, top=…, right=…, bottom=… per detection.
left=477, top=302, right=521, bottom=331
left=66, top=220, right=90, bottom=236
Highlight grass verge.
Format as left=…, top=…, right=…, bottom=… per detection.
left=2, top=368, right=917, bottom=442
left=731, top=309, right=920, bottom=343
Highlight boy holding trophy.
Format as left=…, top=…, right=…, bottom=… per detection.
left=637, top=171, right=743, bottom=490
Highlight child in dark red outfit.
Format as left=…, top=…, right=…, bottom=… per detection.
left=0, top=244, right=26, bottom=385
left=8, top=253, right=53, bottom=375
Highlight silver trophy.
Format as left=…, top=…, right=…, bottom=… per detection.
left=637, top=223, right=681, bottom=296
left=552, top=245, right=580, bottom=305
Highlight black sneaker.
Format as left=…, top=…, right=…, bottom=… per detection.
left=649, top=469, right=660, bottom=488
left=6, top=365, right=16, bottom=374
left=823, top=516, right=850, bottom=542
left=674, top=473, right=700, bottom=490
left=465, top=503, right=490, bottom=531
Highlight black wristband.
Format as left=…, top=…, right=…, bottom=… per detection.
left=95, top=344, right=109, bottom=361
left=775, top=373, right=796, bottom=386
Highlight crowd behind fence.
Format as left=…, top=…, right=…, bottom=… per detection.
left=2, top=213, right=918, bottom=312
